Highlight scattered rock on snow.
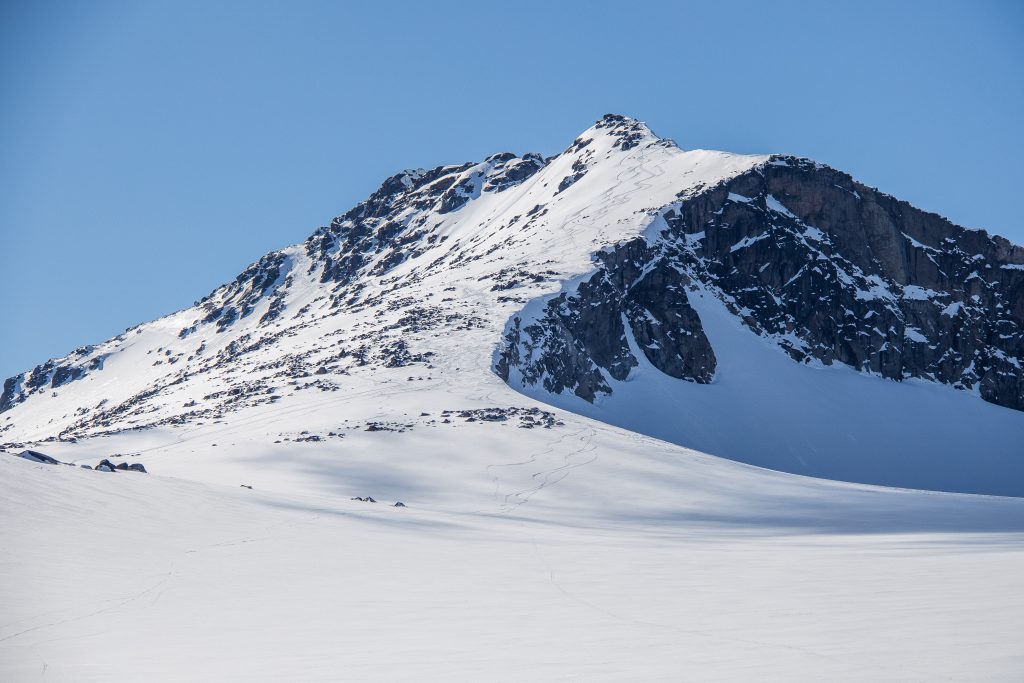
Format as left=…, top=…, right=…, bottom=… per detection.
left=110, top=461, right=147, bottom=473
left=15, top=450, right=63, bottom=465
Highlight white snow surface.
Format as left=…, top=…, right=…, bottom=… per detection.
left=3, top=116, right=1024, bottom=680
left=516, top=285, right=1024, bottom=496
left=5, top=436, right=1024, bottom=682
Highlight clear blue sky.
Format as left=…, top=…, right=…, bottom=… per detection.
left=2, top=0, right=1022, bottom=379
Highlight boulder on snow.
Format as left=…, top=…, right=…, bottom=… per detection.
left=96, top=459, right=147, bottom=473
left=15, top=450, right=63, bottom=465
left=394, top=501, right=406, bottom=507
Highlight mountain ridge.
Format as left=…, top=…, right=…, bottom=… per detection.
left=3, top=114, right=1022, bottom=495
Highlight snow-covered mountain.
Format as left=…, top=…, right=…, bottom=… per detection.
left=2, top=114, right=1023, bottom=495
left=5, top=114, right=1024, bottom=682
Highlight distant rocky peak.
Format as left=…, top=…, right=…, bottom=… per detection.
left=562, top=113, right=668, bottom=157
left=592, top=113, right=658, bottom=146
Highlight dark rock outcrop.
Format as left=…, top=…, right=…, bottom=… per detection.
left=2, top=348, right=103, bottom=413
left=196, top=251, right=291, bottom=334
left=499, top=155, right=1024, bottom=410
left=305, top=154, right=549, bottom=299
left=497, top=237, right=716, bottom=403
left=0, top=150, right=551, bottom=420
left=15, top=450, right=63, bottom=465
left=113, top=461, right=147, bottom=473
left=669, top=157, right=1024, bottom=410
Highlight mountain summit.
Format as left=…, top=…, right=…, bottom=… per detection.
left=3, top=115, right=1022, bottom=495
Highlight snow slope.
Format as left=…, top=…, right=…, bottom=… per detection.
left=2, top=115, right=1024, bottom=679
left=512, top=284, right=1024, bottom=496
left=2, top=114, right=1020, bottom=495
left=4, top=434, right=1024, bottom=682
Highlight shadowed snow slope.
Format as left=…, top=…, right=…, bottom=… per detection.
left=512, top=285, right=1024, bottom=496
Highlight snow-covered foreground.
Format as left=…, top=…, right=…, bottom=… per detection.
left=4, top=422, right=1024, bottom=681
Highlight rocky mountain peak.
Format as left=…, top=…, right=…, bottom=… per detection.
left=561, top=113, right=668, bottom=157
left=2, top=115, right=1021, bottom=496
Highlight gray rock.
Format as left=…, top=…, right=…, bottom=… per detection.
left=499, top=155, right=1023, bottom=411
left=497, top=237, right=716, bottom=402
left=15, top=450, right=63, bottom=465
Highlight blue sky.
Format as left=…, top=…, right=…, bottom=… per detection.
left=2, top=0, right=1022, bottom=379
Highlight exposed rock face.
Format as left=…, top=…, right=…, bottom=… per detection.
left=689, top=158, right=1024, bottom=410
left=196, top=251, right=291, bottom=333
left=0, top=150, right=550, bottom=423
left=497, top=238, right=716, bottom=402
left=498, top=155, right=1024, bottom=411
left=305, top=152, right=546, bottom=303
left=1, top=350, right=104, bottom=413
